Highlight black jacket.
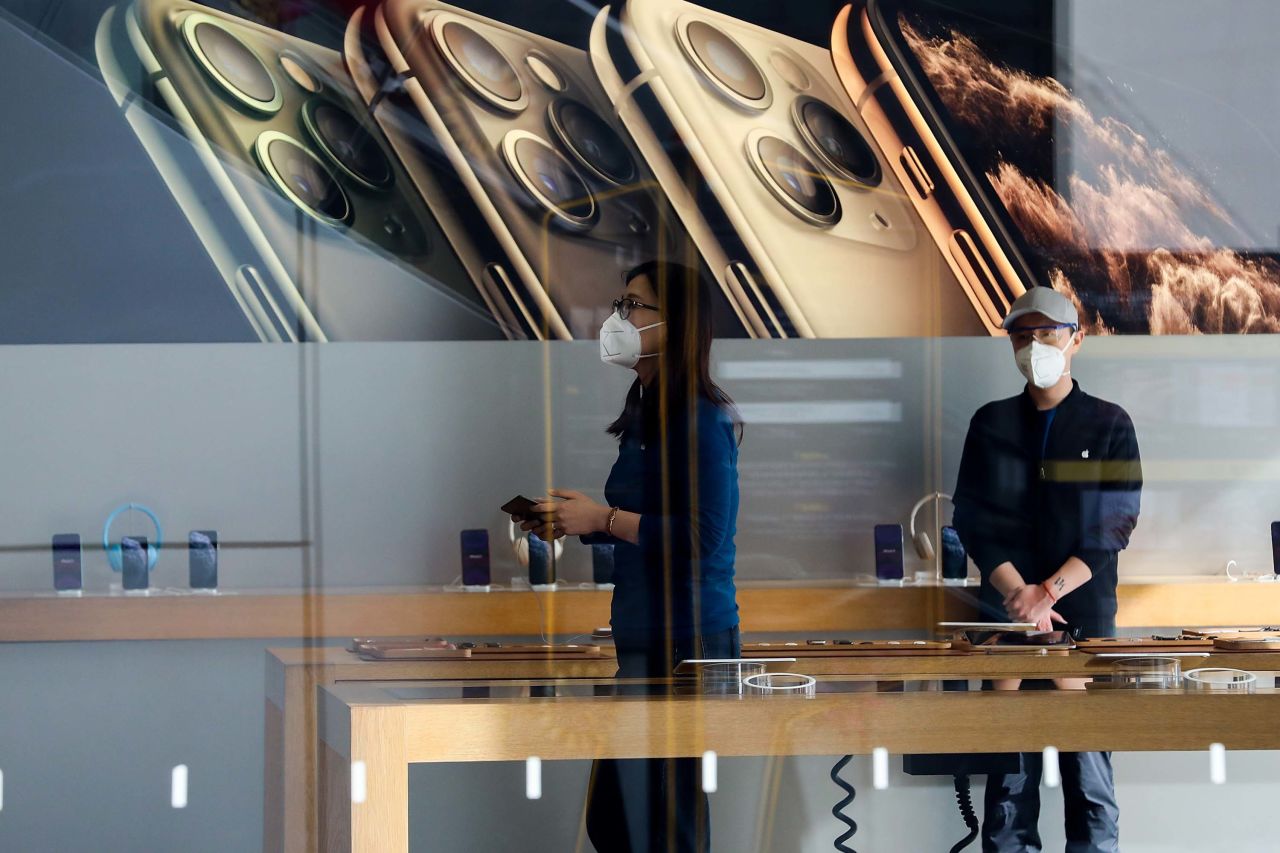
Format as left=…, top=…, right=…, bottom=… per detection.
left=952, top=381, right=1142, bottom=629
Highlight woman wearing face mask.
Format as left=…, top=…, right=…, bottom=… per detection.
left=518, top=259, right=741, bottom=853
left=951, top=287, right=1142, bottom=853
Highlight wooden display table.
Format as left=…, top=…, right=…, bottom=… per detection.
left=264, top=647, right=618, bottom=853
left=317, top=675, right=1280, bottom=853
left=266, top=645, right=1280, bottom=853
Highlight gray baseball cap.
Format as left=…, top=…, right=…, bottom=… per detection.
left=1002, top=287, right=1079, bottom=329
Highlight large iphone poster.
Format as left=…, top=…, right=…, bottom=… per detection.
left=852, top=0, right=1280, bottom=335
left=1, top=0, right=1276, bottom=342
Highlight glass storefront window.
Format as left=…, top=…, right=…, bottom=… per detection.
left=1, top=2, right=1277, bottom=851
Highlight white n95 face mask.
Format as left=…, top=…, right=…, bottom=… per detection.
left=599, top=312, right=662, bottom=369
left=1015, top=335, right=1072, bottom=389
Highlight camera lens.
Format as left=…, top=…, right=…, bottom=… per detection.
left=255, top=132, right=350, bottom=225
left=184, top=16, right=280, bottom=114
left=437, top=20, right=524, bottom=109
left=749, top=134, right=839, bottom=226
left=769, top=51, right=809, bottom=92
left=502, top=131, right=596, bottom=229
left=304, top=100, right=392, bottom=189
left=795, top=98, right=881, bottom=187
left=525, top=53, right=564, bottom=92
left=683, top=20, right=768, bottom=107
left=548, top=98, right=636, bottom=185
left=279, top=53, right=321, bottom=94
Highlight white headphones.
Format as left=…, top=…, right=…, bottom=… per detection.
left=508, top=518, right=564, bottom=568
left=908, top=492, right=954, bottom=560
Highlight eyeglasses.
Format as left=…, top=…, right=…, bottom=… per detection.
left=1009, top=323, right=1077, bottom=346
left=611, top=297, right=659, bottom=320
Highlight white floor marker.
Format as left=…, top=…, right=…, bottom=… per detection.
left=170, top=765, right=188, bottom=809
left=1042, top=747, right=1061, bottom=789
left=872, top=748, right=889, bottom=790
left=526, top=756, right=542, bottom=800
left=701, top=751, right=718, bottom=794
left=1209, top=743, right=1226, bottom=785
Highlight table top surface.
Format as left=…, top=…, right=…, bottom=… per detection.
left=319, top=673, right=1280, bottom=761
left=273, top=644, right=1280, bottom=677
left=324, top=671, right=1278, bottom=706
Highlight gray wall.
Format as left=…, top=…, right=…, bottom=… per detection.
left=0, top=339, right=935, bottom=591
left=3, top=336, right=1278, bottom=593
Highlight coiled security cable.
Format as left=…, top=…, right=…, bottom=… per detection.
left=950, top=774, right=979, bottom=853
left=830, top=755, right=857, bottom=852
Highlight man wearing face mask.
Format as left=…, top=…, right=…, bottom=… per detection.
left=952, top=287, right=1142, bottom=853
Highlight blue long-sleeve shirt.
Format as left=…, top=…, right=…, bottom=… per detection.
left=583, top=393, right=740, bottom=648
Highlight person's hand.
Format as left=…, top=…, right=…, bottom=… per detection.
left=513, top=504, right=555, bottom=540
left=1003, top=584, right=1066, bottom=629
left=513, top=512, right=549, bottom=541
left=1034, top=610, right=1066, bottom=633
left=516, top=510, right=558, bottom=540
left=527, top=489, right=610, bottom=540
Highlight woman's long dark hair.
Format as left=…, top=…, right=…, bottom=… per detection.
left=607, top=260, right=741, bottom=443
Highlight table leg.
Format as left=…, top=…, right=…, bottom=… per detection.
left=264, top=696, right=286, bottom=853
left=266, top=662, right=323, bottom=853
left=323, top=706, right=408, bottom=853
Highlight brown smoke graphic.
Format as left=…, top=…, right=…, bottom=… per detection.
left=904, top=21, right=1280, bottom=334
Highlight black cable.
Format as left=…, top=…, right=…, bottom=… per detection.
left=949, top=774, right=980, bottom=853
left=830, top=755, right=857, bottom=853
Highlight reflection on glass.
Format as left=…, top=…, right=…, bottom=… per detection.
left=4, top=3, right=1280, bottom=853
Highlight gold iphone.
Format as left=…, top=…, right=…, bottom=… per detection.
left=96, top=0, right=506, bottom=341
left=591, top=0, right=982, bottom=338
left=367, top=0, right=753, bottom=340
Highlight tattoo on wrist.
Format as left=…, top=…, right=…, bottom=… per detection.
left=1053, top=578, right=1066, bottom=592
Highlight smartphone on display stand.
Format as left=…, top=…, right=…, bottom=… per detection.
left=121, top=536, right=150, bottom=592
left=461, top=529, right=491, bottom=590
left=591, top=543, right=615, bottom=588
left=874, top=523, right=905, bottom=583
left=52, top=533, right=83, bottom=593
left=189, top=530, right=219, bottom=591
left=940, top=525, right=968, bottom=584
left=1271, top=521, right=1279, bottom=576
left=527, top=532, right=556, bottom=589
